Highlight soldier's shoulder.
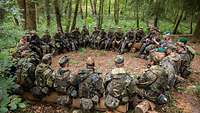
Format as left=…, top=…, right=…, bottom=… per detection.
left=111, top=68, right=127, bottom=75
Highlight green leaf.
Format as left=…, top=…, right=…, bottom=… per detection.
left=0, top=107, right=8, bottom=113
left=9, top=103, right=17, bottom=111
left=18, top=103, right=26, bottom=109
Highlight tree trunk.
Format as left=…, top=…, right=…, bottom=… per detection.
left=45, top=0, right=51, bottom=27
left=54, top=0, right=63, bottom=32
left=71, top=0, right=80, bottom=31
left=190, top=14, right=193, bottom=34
left=85, top=0, right=88, bottom=24
left=66, top=0, right=72, bottom=32
left=93, top=0, right=97, bottom=15
left=89, top=0, right=95, bottom=15
left=25, top=0, right=36, bottom=30
left=193, top=15, right=200, bottom=41
left=35, top=3, right=39, bottom=26
left=173, top=10, right=184, bottom=34
left=114, top=0, right=119, bottom=25
left=154, top=15, right=158, bottom=27
left=80, top=0, right=84, bottom=19
left=108, top=0, right=111, bottom=16
left=13, top=16, right=19, bottom=26
left=136, top=0, right=139, bottom=28
left=17, top=0, right=26, bottom=29
left=98, top=0, right=104, bottom=29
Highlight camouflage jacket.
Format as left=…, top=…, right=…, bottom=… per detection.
left=52, top=68, right=72, bottom=93
left=104, top=68, right=141, bottom=99
left=35, top=63, right=54, bottom=88
left=78, top=68, right=104, bottom=99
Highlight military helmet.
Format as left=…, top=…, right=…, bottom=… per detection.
left=42, top=54, right=52, bottom=63
left=114, top=55, right=124, bottom=64
left=59, top=56, right=69, bottom=66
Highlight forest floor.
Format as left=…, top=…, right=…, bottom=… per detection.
left=14, top=43, right=200, bottom=113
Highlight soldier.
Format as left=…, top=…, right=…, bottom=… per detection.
left=104, top=55, right=144, bottom=112
left=81, top=25, right=90, bottom=48
left=53, top=56, right=77, bottom=105
left=138, top=27, right=160, bottom=58
left=77, top=57, right=104, bottom=112
left=28, top=30, right=43, bottom=58
left=98, top=28, right=107, bottom=49
left=14, top=50, right=39, bottom=94
left=52, top=29, right=66, bottom=54
left=112, top=27, right=124, bottom=53
left=71, top=27, right=81, bottom=49
left=135, top=28, right=145, bottom=43
left=41, top=30, right=53, bottom=55
left=32, top=54, right=54, bottom=99
left=176, top=38, right=195, bottom=78
left=105, top=27, right=114, bottom=50
left=120, top=28, right=135, bottom=54
left=90, top=26, right=100, bottom=49
left=137, top=65, right=170, bottom=105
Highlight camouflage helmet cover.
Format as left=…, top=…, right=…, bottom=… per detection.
left=114, top=55, right=124, bottom=64
left=42, top=54, right=52, bottom=63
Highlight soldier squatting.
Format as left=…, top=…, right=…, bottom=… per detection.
left=10, top=26, right=195, bottom=113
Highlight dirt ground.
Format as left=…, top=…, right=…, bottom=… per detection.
left=17, top=43, right=200, bottom=113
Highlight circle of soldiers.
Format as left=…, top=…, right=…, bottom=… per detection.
left=10, top=25, right=196, bottom=113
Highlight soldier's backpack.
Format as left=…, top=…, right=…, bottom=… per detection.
left=16, top=58, right=36, bottom=89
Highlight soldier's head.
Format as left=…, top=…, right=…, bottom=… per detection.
left=109, top=27, right=113, bottom=32
left=166, top=45, right=176, bottom=55
left=114, top=55, right=124, bottom=67
left=29, top=30, right=36, bottom=37
left=59, top=56, right=69, bottom=68
left=101, top=28, right=105, bottom=32
left=117, top=27, right=122, bottom=32
left=86, top=57, right=95, bottom=70
left=178, top=37, right=188, bottom=45
left=83, top=25, right=87, bottom=29
left=42, top=54, right=52, bottom=65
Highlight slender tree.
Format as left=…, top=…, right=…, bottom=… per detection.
left=25, top=0, right=36, bottom=30
left=193, top=15, right=200, bottom=41
left=80, top=0, right=84, bottom=19
left=17, top=0, right=26, bottom=29
left=54, top=0, right=63, bottom=32
left=66, top=0, right=72, bottom=32
left=114, top=0, right=119, bottom=25
left=45, top=0, right=51, bottom=27
left=98, top=0, right=104, bottom=28
left=71, top=0, right=80, bottom=31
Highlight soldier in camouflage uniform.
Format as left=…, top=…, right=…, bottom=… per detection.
left=120, top=28, right=135, bottom=54
left=112, top=27, right=124, bottom=53
left=53, top=56, right=78, bottom=105
left=137, top=65, right=170, bottom=105
left=71, top=27, right=81, bottom=49
left=90, top=26, right=100, bottom=49
left=98, top=28, right=107, bottom=49
left=105, top=27, right=115, bottom=50
left=41, top=30, right=53, bottom=55
left=135, top=28, right=145, bottom=43
left=81, top=25, right=90, bottom=48
left=77, top=57, right=104, bottom=112
left=32, top=54, right=54, bottom=99
left=176, top=38, right=195, bottom=78
left=52, top=29, right=65, bottom=54
left=104, top=55, right=144, bottom=111
left=14, top=50, right=40, bottom=94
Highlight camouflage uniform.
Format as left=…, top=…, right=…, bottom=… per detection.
left=105, top=27, right=114, bottom=50
left=53, top=56, right=77, bottom=105
left=120, top=29, right=135, bottom=53
left=81, top=26, right=90, bottom=48
left=135, top=28, right=145, bottom=43
left=112, top=27, right=124, bottom=52
left=71, top=27, right=81, bottom=49
left=90, top=27, right=100, bottom=49
left=104, top=55, right=143, bottom=109
left=99, top=28, right=107, bottom=49
left=41, top=31, right=53, bottom=55
left=78, top=57, right=104, bottom=111
left=138, top=65, right=169, bottom=104
left=177, top=45, right=195, bottom=78
left=33, top=54, right=54, bottom=98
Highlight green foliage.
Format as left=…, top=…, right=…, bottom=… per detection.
left=195, top=84, right=200, bottom=97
